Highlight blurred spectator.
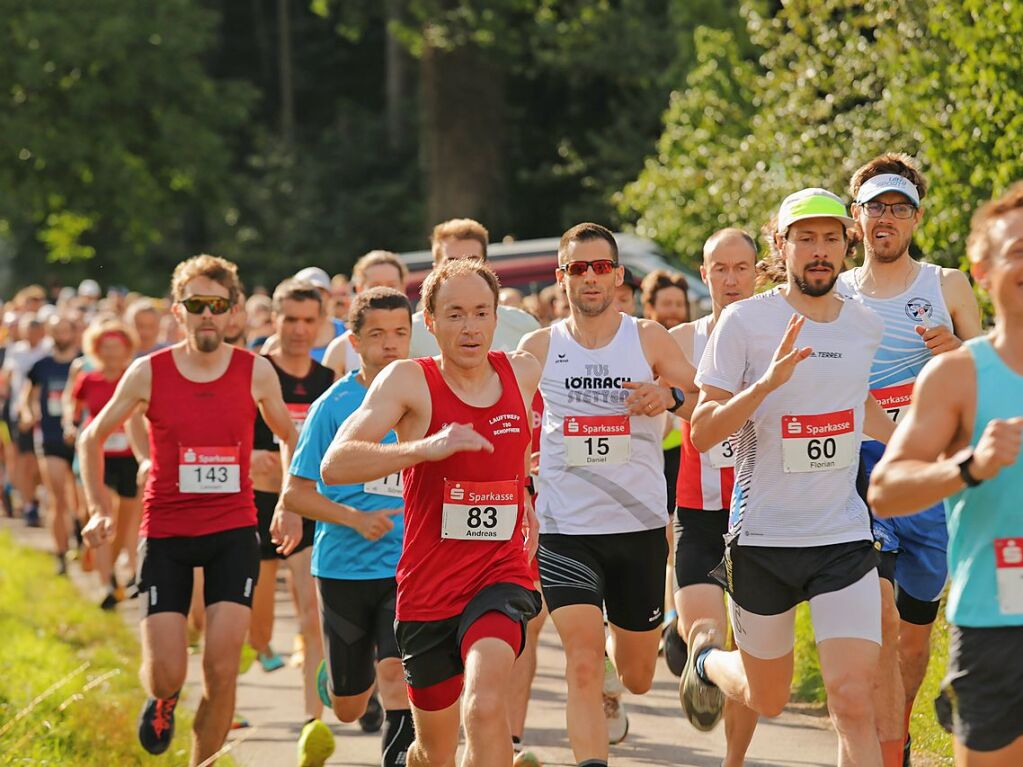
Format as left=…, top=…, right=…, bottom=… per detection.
left=126, top=298, right=168, bottom=358
left=499, top=287, right=525, bottom=308
left=330, top=273, right=352, bottom=322
left=613, top=267, right=641, bottom=316
left=640, top=269, right=689, bottom=329
left=245, top=294, right=274, bottom=350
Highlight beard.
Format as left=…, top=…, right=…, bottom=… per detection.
left=194, top=327, right=223, bottom=352
left=792, top=263, right=838, bottom=298
left=571, top=288, right=614, bottom=317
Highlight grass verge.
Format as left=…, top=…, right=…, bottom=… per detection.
left=791, top=600, right=954, bottom=765
left=0, top=530, right=233, bottom=766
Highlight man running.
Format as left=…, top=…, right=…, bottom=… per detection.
left=248, top=279, right=334, bottom=728
left=321, top=258, right=541, bottom=767
left=282, top=286, right=414, bottom=767
left=666, top=228, right=760, bottom=767
left=868, top=182, right=1023, bottom=767
left=838, top=154, right=982, bottom=766
left=681, top=189, right=895, bottom=766
left=79, top=254, right=299, bottom=766
left=518, top=222, right=696, bottom=764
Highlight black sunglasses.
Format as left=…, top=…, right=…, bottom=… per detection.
left=179, top=296, right=232, bottom=315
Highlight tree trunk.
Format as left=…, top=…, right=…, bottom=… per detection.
left=420, top=41, right=505, bottom=232
left=384, top=0, right=406, bottom=151
left=277, top=0, right=294, bottom=145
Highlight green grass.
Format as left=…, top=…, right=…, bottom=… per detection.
left=791, top=601, right=954, bottom=765
left=0, top=530, right=234, bottom=767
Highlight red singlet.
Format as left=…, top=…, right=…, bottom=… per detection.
left=73, top=371, right=133, bottom=457
left=142, top=347, right=257, bottom=538
left=398, top=352, right=534, bottom=621
left=676, top=419, right=735, bottom=511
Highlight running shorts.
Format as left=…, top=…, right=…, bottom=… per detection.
left=137, top=526, right=260, bottom=617
left=538, top=527, right=668, bottom=631
left=103, top=454, right=138, bottom=499
left=318, top=577, right=399, bottom=697
left=674, top=507, right=727, bottom=590
left=40, top=441, right=74, bottom=465
left=255, top=489, right=314, bottom=560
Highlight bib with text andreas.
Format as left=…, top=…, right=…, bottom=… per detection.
left=441, top=479, right=519, bottom=541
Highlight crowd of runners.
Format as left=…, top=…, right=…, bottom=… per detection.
left=3, top=153, right=1021, bottom=767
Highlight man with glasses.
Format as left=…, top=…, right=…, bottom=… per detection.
left=80, top=255, right=300, bottom=766
left=838, top=155, right=981, bottom=767
left=518, top=223, right=695, bottom=765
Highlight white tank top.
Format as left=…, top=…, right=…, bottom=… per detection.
left=696, top=289, right=884, bottom=547
left=677, top=314, right=736, bottom=511
left=537, top=314, right=667, bottom=535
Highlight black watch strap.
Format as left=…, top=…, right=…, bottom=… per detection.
left=959, top=452, right=983, bottom=488
left=667, top=387, right=686, bottom=413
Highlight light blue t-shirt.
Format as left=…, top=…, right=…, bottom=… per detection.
left=290, top=371, right=404, bottom=580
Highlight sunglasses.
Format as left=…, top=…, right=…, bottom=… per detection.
left=179, top=296, right=232, bottom=315
left=558, top=259, right=618, bottom=277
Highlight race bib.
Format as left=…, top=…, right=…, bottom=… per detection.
left=871, top=383, right=913, bottom=425
left=275, top=402, right=311, bottom=444
left=103, top=430, right=130, bottom=453
left=179, top=446, right=241, bottom=494
left=441, top=479, right=518, bottom=541
left=364, top=472, right=403, bottom=498
left=707, top=437, right=736, bottom=469
left=781, top=410, right=856, bottom=473
left=46, top=389, right=64, bottom=418
left=563, top=415, right=630, bottom=466
left=995, top=538, right=1023, bottom=615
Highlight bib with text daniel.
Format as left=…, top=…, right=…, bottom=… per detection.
left=564, top=415, right=630, bottom=466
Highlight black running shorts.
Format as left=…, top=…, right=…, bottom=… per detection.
left=674, top=507, right=728, bottom=590
left=103, top=455, right=138, bottom=499
left=255, top=489, right=314, bottom=560
left=538, top=527, right=668, bottom=631
left=318, top=576, right=399, bottom=697
left=137, top=526, right=260, bottom=617
left=395, top=583, right=540, bottom=690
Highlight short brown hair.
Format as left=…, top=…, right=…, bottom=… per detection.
left=558, top=223, right=618, bottom=264
left=171, top=255, right=241, bottom=304
left=82, top=317, right=138, bottom=361
left=967, top=181, right=1023, bottom=264
left=352, top=250, right=409, bottom=289
left=757, top=216, right=861, bottom=288
left=272, top=278, right=324, bottom=314
left=641, top=270, right=689, bottom=309
left=348, top=287, right=412, bottom=336
left=421, top=258, right=501, bottom=315
left=431, top=219, right=489, bottom=263
left=849, top=153, right=928, bottom=202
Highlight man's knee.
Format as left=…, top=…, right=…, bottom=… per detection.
left=880, top=590, right=901, bottom=644
left=202, top=652, right=241, bottom=691
left=332, top=695, right=369, bottom=723
left=618, top=658, right=655, bottom=695
left=825, top=675, right=875, bottom=726
left=565, top=646, right=604, bottom=690
left=463, top=686, right=506, bottom=731
left=747, top=684, right=789, bottom=718
left=143, top=662, right=186, bottom=700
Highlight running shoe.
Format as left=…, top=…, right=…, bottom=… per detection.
left=359, top=691, right=384, bottom=733
left=513, top=750, right=543, bottom=767
left=662, top=620, right=687, bottom=678
left=257, top=647, right=285, bottom=672
left=903, top=733, right=912, bottom=767
left=138, top=692, right=179, bottom=755
left=603, top=656, right=628, bottom=744
left=55, top=552, right=68, bottom=577
left=297, top=718, right=335, bottom=767
left=23, top=504, right=41, bottom=528
left=238, top=642, right=256, bottom=672
left=679, top=618, right=724, bottom=732
left=125, top=576, right=140, bottom=600
left=230, top=713, right=250, bottom=730
left=99, top=589, right=119, bottom=611
left=316, top=659, right=331, bottom=707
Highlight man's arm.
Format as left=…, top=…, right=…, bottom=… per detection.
left=18, top=381, right=39, bottom=430
left=944, top=267, right=983, bottom=342
left=280, top=475, right=399, bottom=540
left=321, top=360, right=491, bottom=485
left=863, top=394, right=896, bottom=444
left=868, top=352, right=977, bottom=516
left=321, top=332, right=349, bottom=379
left=79, top=359, right=151, bottom=546
left=691, top=314, right=811, bottom=451
left=669, top=322, right=699, bottom=420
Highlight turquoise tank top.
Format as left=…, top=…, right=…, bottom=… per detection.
left=945, top=336, right=1023, bottom=627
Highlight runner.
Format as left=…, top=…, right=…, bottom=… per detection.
left=868, top=182, right=1023, bottom=767
left=20, top=313, right=80, bottom=573
left=839, top=153, right=982, bottom=766
left=320, top=258, right=541, bottom=767
left=247, top=279, right=334, bottom=736
left=321, top=250, right=408, bottom=378
left=78, top=254, right=300, bottom=766
left=127, top=298, right=170, bottom=358
left=409, top=218, right=540, bottom=357
left=518, top=222, right=696, bottom=763
left=666, top=228, right=760, bottom=767
left=281, top=286, right=414, bottom=767
left=680, top=189, right=895, bottom=766
left=71, top=318, right=140, bottom=609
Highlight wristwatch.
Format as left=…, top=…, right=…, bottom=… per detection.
left=667, top=387, right=686, bottom=413
left=957, top=449, right=984, bottom=488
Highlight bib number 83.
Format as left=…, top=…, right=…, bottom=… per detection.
left=807, top=438, right=836, bottom=460
left=467, top=506, right=498, bottom=529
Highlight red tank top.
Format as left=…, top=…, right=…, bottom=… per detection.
left=72, top=370, right=133, bottom=457
left=142, top=347, right=257, bottom=538
left=676, top=419, right=735, bottom=512
left=398, top=352, right=534, bottom=621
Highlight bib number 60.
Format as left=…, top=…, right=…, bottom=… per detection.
left=807, top=438, right=836, bottom=460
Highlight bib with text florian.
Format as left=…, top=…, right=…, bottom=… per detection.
left=871, top=384, right=913, bottom=425
left=364, top=472, right=403, bottom=498
left=995, top=538, right=1023, bottom=615
left=441, top=479, right=518, bottom=541
left=781, top=410, right=855, bottom=473
left=179, top=446, right=241, bottom=493
left=563, top=415, right=630, bottom=466
left=707, top=436, right=737, bottom=469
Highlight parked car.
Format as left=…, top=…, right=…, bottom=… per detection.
left=398, top=233, right=710, bottom=317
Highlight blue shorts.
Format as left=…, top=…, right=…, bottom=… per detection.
left=863, top=442, right=948, bottom=602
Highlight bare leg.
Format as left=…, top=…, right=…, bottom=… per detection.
left=549, top=603, right=608, bottom=761
left=817, top=637, right=882, bottom=767
left=508, top=600, right=547, bottom=742
left=286, top=548, right=323, bottom=720
left=461, top=637, right=516, bottom=767
left=40, top=456, right=72, bottom=557
left=953, top=734, right=1023, bottom=767
left=875, top=579, right=906, bottom=763
left=407, top=701, right=459, bottom=767
left=140, top=612, right=189, bottom=698
left=248, top=558, right=278, bottom=654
